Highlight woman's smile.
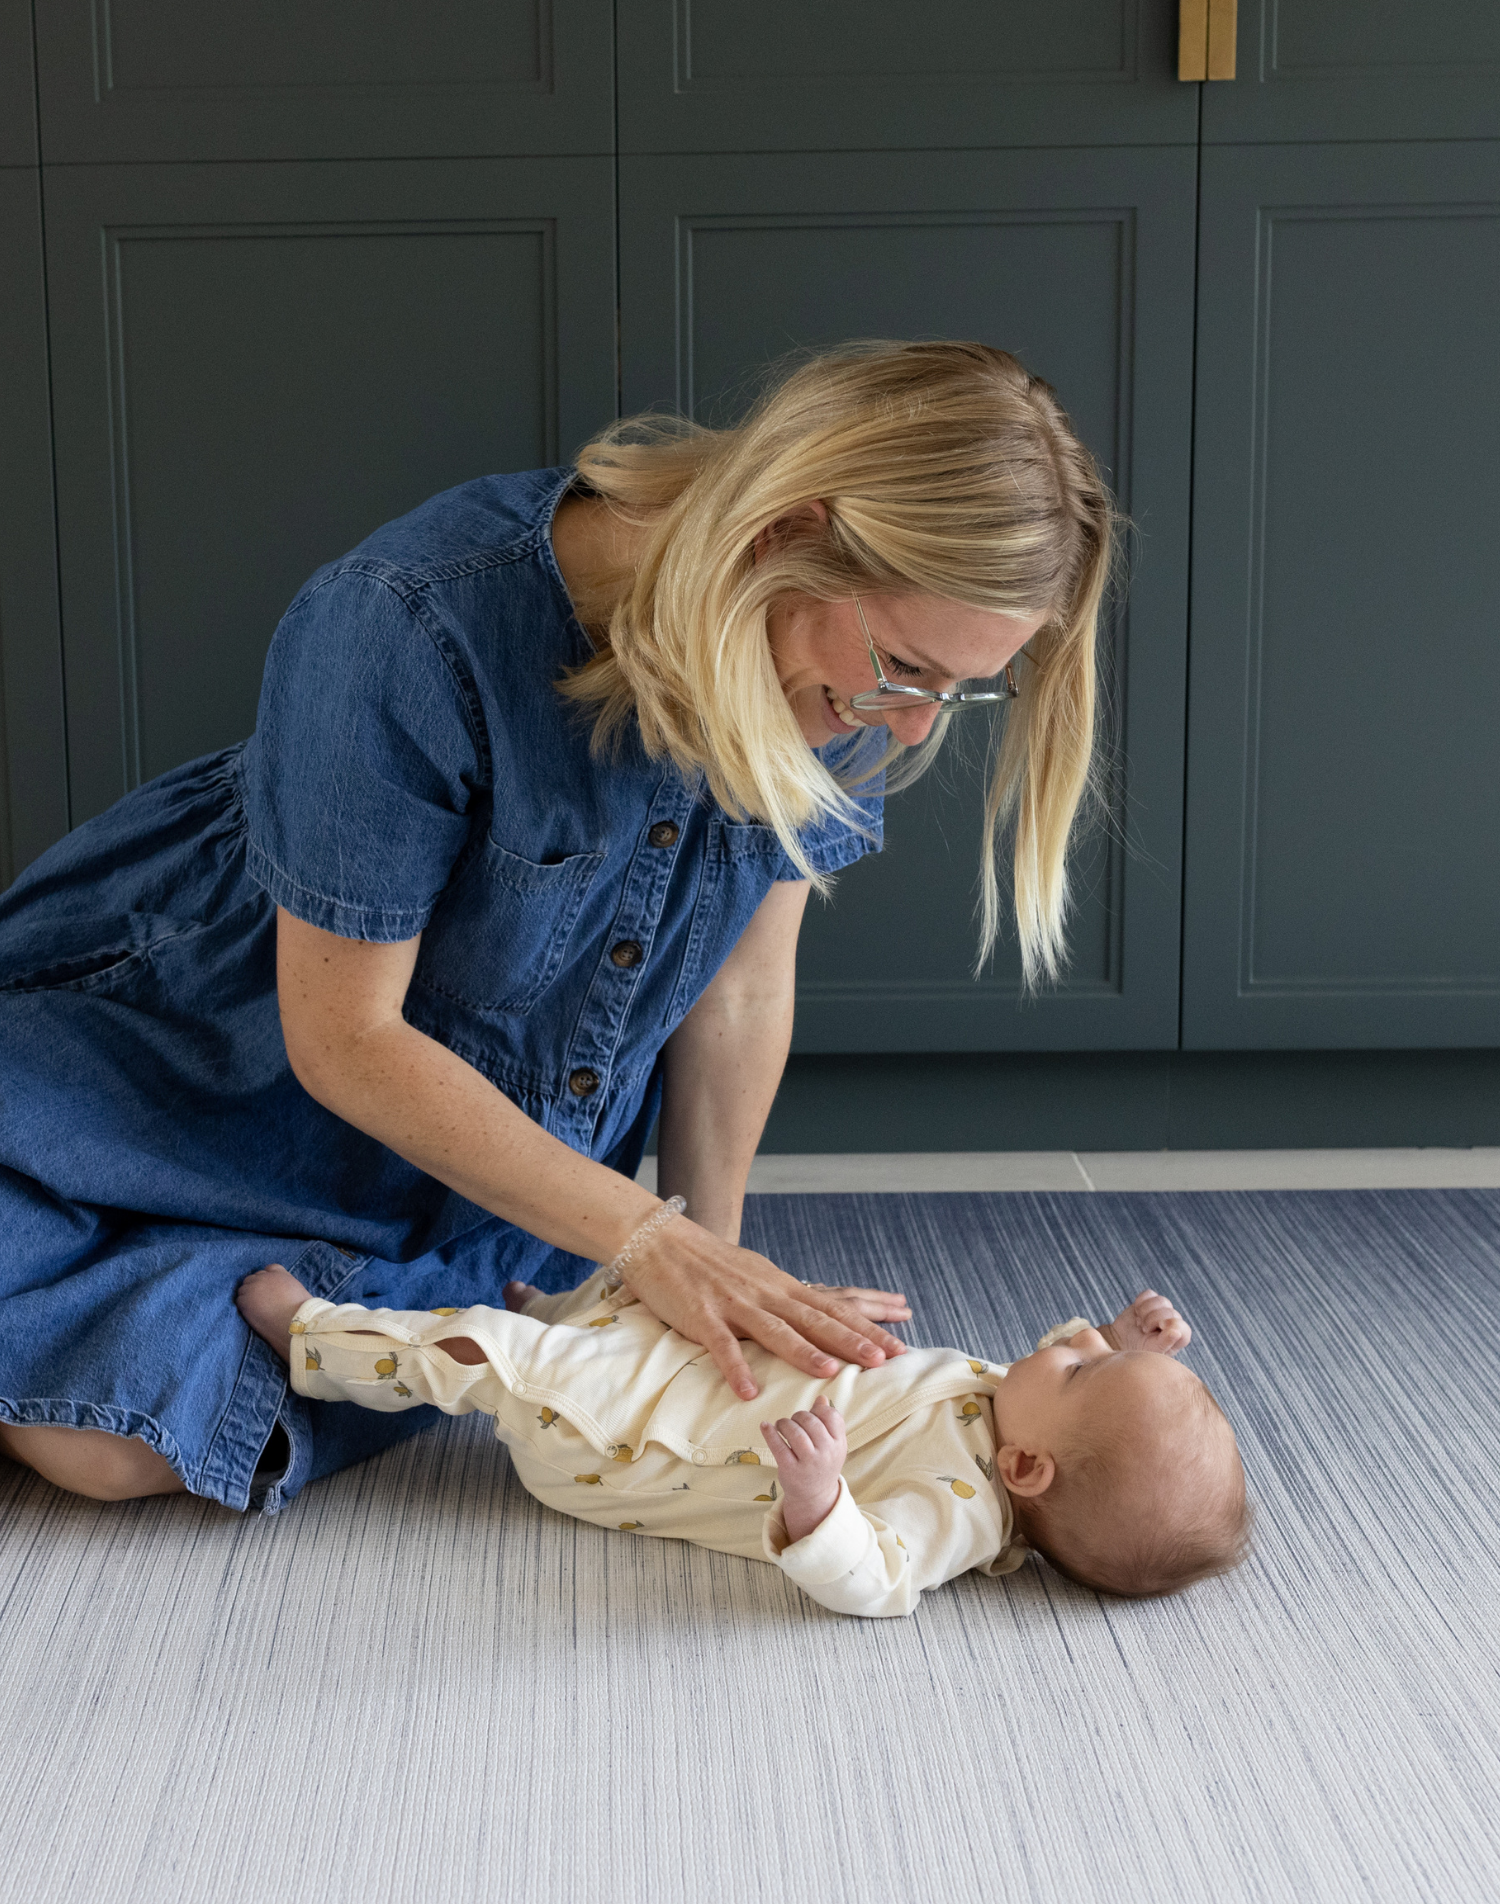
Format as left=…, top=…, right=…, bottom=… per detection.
left=821, top=685, right=866, bottom=734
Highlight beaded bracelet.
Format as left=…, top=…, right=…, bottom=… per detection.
left=603, top=1195, right=687, bottom=1289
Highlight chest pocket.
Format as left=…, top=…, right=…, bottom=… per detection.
left=412, top=836, right=603, bottom=1017
left=665, top=818, right=788, bottom=1026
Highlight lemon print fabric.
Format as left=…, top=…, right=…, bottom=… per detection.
left=619, top=1522, right=644, bottom=1532
left=753, top=1482, right=779, bottom=1503
left=725, top=1449, right=761, bottom=1466
left=574, top=1474, right=602, bottom=1486
left=957, top=1399, right=983, bottom=1427
left=536, top=1407, right=561, bottom=1431
left=429, top=1307, right=460, bottom=1316
left=940, top=1475, right=977, bottom=1499
left=373, top=1353, right=399, bottom=1379
left=587, top=1315, right=619, bottom=1329
left=289, top=1319, right=307, bottom=1336
left=304, top=1345, right=322, bottom=1373
left=967, top=1359, right=990, bottom=1375
left=609, top=1444, right=633, bottom=1463
left=393, top=1383, right=413, bottom=1398
left=974, top=1452, right=994, bottom=1482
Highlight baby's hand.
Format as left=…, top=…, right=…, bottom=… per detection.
left=1102, top=1289, right=1191, bottom=1356
left=761, top=1396, right=848, bottom=1544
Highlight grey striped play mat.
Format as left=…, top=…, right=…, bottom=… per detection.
left=3, top=1189, right=1496, bottom=1904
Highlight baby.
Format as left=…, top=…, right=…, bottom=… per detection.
left=238, top=1264, right=1249, bottom=1616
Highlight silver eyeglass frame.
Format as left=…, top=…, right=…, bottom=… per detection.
left=847, top=596, right=1019, bottom=711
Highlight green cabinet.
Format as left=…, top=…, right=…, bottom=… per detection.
left=616, top=0, right=1194, bottom=151
left=0, top=169, right=66, bottom=886
left=1201, top=1, right=1500, bottom=144
left=1183, top=140, right=1500, bottom=1048
left=33, top=0, right=614, bottom=161
left=43, top=158, right=616, bottom=826
left=4, top=0, right=1497, bottom=1072
left=619, top=148, right=1197, bottom=1051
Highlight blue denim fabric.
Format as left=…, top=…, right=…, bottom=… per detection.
left=0, top=468, right=883, bottom=1511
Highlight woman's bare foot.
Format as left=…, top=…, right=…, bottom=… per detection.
left=1101, top=1290, right=1191, bottom=1356
left=504, top=1279, right=542, bottom=1313
left=236, top=1264, right=314, bottom=1365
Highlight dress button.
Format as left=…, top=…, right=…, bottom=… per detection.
left=610, top=940, right=643, bottom=969
left=691, top=1450, right=709, bottom=1466
left=648, top=821, right=679, bottom=848
left=568, top=1067, right=601, bottom=1097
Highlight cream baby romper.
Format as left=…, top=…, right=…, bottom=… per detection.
left=287, top=1270, right=1090, bottom=1618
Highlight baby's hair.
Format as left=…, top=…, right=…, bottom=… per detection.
left=1015, top=1377, right=1253, bottom=1598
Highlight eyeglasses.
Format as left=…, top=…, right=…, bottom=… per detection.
left=847, top=597, right=1020, bottom=711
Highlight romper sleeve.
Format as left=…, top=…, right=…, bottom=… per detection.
left=761, top=1400, right=1015, bottom=1619
left=241, top=569, right=486, bottom=941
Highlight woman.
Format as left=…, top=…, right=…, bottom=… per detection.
left=0, top=341, right=1112, bottom=1511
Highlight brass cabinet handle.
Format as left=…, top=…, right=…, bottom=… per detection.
left=1180, top=0, right=1237, bottom=81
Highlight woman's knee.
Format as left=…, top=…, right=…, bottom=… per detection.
left=0, top=1420, right=186, bottom=1501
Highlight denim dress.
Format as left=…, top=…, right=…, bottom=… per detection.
left=0, top=468, right=882, bottom=1511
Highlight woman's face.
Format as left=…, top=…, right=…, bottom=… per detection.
left=766, top=591, right=1047, bottom=749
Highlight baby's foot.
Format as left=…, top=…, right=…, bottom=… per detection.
left=1103, top=1289, right=1191, bottom=1356
left=237, top=1264, right=314, bottom=1365
left=503, top=1280, right=542, bottom=1313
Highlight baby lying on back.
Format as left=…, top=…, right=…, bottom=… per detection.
left=238, top=1264, right=1249, bottom=1615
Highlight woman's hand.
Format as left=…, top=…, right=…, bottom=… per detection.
left=621, top=1216, right=909, bottom=1401
left=274, top=907, right=908, bottom=1399
left=798, top=1282, right=912, bottom=1323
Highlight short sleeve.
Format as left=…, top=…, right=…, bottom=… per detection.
left=783, top=731, right=886, bottom=880
left=241, top=569, right=485, bottom=941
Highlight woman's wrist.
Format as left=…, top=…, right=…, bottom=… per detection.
left=604, top=1195, right=687, bottom=1283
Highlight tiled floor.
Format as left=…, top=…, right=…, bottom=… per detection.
left=636, top=1148, right=1500, bottom=1194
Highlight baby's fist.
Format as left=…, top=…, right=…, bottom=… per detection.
left=1105, top=1290, right=1191, bottom=1356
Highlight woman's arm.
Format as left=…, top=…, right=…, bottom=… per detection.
left=275, top=906, right=907, bottom=1401
left=655, top=878, right=806, bottom=1245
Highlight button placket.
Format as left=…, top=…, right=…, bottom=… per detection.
left=553, top=781, right=695, bottom=1149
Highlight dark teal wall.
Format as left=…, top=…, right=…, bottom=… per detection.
left=4, top=1, right=1498, bottom=1146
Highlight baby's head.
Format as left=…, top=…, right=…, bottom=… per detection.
left=995, top=1327, right=1250, bottom=1597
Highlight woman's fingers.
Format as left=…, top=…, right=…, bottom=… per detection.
left=778, top=1291, right=907, bottom=1363
left=620, top=1222, right=909, bottom=1390
left=735, top=1309, right=843, bottom=1382
left=698, top=1324, right=763, bottom=1401
left=718, top=1293, right=905, bottom=1384
left=823, top=1286, right=912, bottom=1322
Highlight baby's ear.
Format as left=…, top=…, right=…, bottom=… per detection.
left=996, top=1445, right=1055, bottom=1498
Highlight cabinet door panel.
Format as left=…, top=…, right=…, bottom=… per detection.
left=1184, top=143, right=1500, bottom=1048
left=44, top=159, right=616, bottom=825
left=35, top=0, right=613, bottom=161
left=0, top=172, right=67, bottom=882
left=622, top=151, right=1196, bottom=1052
left=618, top=0, right=1195, bottom=152
left=0, top=0, right=37, bottom=164
left=1203, top=1, right=1500, bottom=143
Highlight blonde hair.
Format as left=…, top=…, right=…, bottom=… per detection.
left=560, top=341, right=1116, bottom=984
